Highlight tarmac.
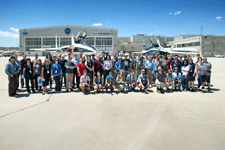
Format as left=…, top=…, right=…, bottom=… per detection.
left=0, top=57, right=225, bottom=150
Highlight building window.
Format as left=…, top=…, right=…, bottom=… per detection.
left=43, top=38, right=59, bottom=47
left=25, top=38, right=41, bottom=51
left=85, top=37, right=94, bottom=45
left=60, top=38, right=71, bottom=46
left=194, top=42, right=200, bottom=46
left=204, top=41, right=211, bottom=45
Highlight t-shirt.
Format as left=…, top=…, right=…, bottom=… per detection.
left=171, top=60, right=181, bottom=72
left=135, top=58, right=143, bottom=71
left=138, top=74, right=148, bottom=84
left=161, top=59, right=168, bottom=71
left=123, top=59, right=131, bottom=70
left=104, top=60, right=112, bottom=70
left=105, top=76, right=115, bottom=85
left=34, top=64, right=42, bottom=75
left=196, top=63, right=204, bottom=75
left=115, top=61, right=125, bottom=73
left=65, top=62, right=74, bottom=73
left=77, top=63, right=86, bottom=77
left=126, top=74, right=137, bottom=83
left=156, top=72, right=166, bottom=82
left=166, top=73, right=173, bottom=81
left=80, top=75, right=90, bottom=83
left=172, top=72, right=182, bottom=81
left=181, top=65, right=190, bottom=75
left=51, top=63, right=62, bottom=76
left=93, top=59, right=103, bottom=71
left=154, top=58, right=161, bottom=71
left=42, top=64, right=51, bottom=77
left=95, top=77, right=102, bottom=84
left=203, top=62, right=212, bottom=76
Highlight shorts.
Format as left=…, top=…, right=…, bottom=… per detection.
left=80, top=84, right=89, bottom=90
left=188, top=75, right=195, bottom=81
left=203, top=75, right=210, bottom=83
left=119, top=84, right=126, bottom=90
left=42, top=78, right=50, bottom=87
left=94, top=69, right=103, bottom=77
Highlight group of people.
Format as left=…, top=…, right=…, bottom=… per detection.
left=5, top=51, right=212, bottom=96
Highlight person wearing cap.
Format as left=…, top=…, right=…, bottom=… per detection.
left=165, top=69, right=175, bottom=92
left=19, top=54, right=27, bottom=88
left=72, top=54, right=79, bottom=88
left=60, top=55, right=67, bottom=88
left=202, top=57, right=212, bottom=91
left=123, top=53, right=132, bottom=79
left=93, top=54, right=104, bottom=77
left=23, top=58, right=35, bottom=93
left=115, top=57, right=124, bottom=77
left=172, top=66, right=182, bottom=91
left=41, top=59, right=51, bottom=95
left=156, top=67, right=167, bottom=93
left=34, top=59, right=42, bottom=91
left=5, top=56, right=20, bottom=96
left=80, top=70, right=90, bottom=94
left=145, top=55, right=155, bottom=86
left=134, top=53, right=144, bottom=78
left=126, top=69, right=137, bottom=91
left=93, top=71, right=104, bottom=93
left=105, top=71, right=116, bottom=93
left=65, top=57, right=75, bottom=92
left=171, top=55, right=181, bottom=72
left=138, top=69, right=150, bottom=93
left=51, top=58, right=62, bottom=92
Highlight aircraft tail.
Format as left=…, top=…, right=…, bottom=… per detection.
left=71, top=34, right=75, bottom=45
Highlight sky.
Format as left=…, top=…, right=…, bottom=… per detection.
left=0, top=0, right=224, bottom=47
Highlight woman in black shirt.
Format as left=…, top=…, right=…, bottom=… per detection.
left=41, top=59, right=51, bottom=95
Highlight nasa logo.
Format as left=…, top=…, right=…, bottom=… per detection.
left=65, top=28, right=71, bottom=34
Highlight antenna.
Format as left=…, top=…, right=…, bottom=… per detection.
left=201, top=26, right=203, bottom=35
left=55, top=34, right=57, bottom=48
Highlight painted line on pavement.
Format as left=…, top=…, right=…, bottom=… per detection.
left=126, top=94, right=172, bottom=150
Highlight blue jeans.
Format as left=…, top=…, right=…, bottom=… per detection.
left=153, top=70, right=158, bottom=83
left=129, top=83, right=136, bottom=91
left=88, top=72, right=93, bottom=85
left=198, top=75, right=203, bottom=88
left=20, top=74, right=24, bottom=87
left=124, top=70, right=130, bottom=79
left=182, top=75, right=188, bottom=89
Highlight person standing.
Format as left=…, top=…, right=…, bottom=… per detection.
left=14, top=54, right=20, bottom=91
left=51, top=58, right=62, bottom=92
left=91, top=54, right=96, bottom=63
left=100, top=52, right=106, bottom=62
left=65, top=57, right=75, bottom=92
left=77, top=58, right=86, bottom=90
left=85, top=56, right=94, bottom=86
left=171, top=55, right=181, bottom=72
left=145, top=55, right=155, bottom=86
left=23, top=58, right=35, bottom=93
left=153, top=54, right=161, bottom=83
left=19, top=54, right=27, bottom=88
left=60, top=55, right=67, bottom=88
left=34, top=59, right=42, bottom=91
left=103, top=55, right=112, bottom=83
left=134, top=53, right=143, bottom=77
left=93, top=54, right=104, bottom=77
left=195, top=57, right=204, bottom=92
left=123, top=53, right=131, bottom=79
left=41, top=59, right=51, bottom=95
left=72, top=54, right=78, bottom=88
left=202, top=57, right=212, bottom=91
left=46, top=54, right=53, bottom=89
left=161, top=55, right=168, bottom=73
left=5, top=56, right=20, bottom=96
left=111, top=52, right=118, bottom=78
left=181, top=60, right=190, bottom=91
left=126, top=69, right=137, bottom=92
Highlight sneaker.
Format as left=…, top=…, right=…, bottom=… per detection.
left=208, top=87, right=210, bottom=91
left=202, top=87, right=205, bottom=89
left=66, top=89, right=69, bottom=92
left=144, top=89, right=148, bottom=94
left=70, top=89, right=73, bottom=92
left=161, top=90, right=164, bottom=94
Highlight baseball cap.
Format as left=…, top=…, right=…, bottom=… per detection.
left=141, top=69, right=145, bottom=72
left=118, top=56, right=122, bottom=59
left=83, top=70, right=87, bottom=74
left=109, top=72, right=112, bottom=75
left=158, top=67, right=162, bottom=70
left=184, top=55, right=187, bottom=57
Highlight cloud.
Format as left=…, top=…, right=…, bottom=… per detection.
left=0, top=30, right=19, bottom=39
left=10, top=27, right=19, bottom=33
left=216, top=16, right=223, bottom=21
left=172, top=11, right=181, bottom=15
left=91, top=23, right=102, bottom=26
left=106, top=22, right=109, bottom=23
left=175, top=13, right=177, bottom=15
left=169, top=13, right=172, bottom=15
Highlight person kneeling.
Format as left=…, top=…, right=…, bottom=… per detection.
left=80, top=70, right=90, bottom=94
left=105, top=72, right=116, bottom=93
left=156, top=67, right=167, bottom=94
left=94, top=71, right=103, bottom=93
left=126, top=69, right=137, bottom=92
left=116, top=70, right=128, bottom=93
left=166, top=69, right=175, bottom=92
left=172, top=67, right=182, bottom=91
left=138, top=69, right=151, bottom=93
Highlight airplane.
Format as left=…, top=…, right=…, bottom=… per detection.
left=141, top=33, right=198, bottom=56
left=30, top=30, right=96, bottom=55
